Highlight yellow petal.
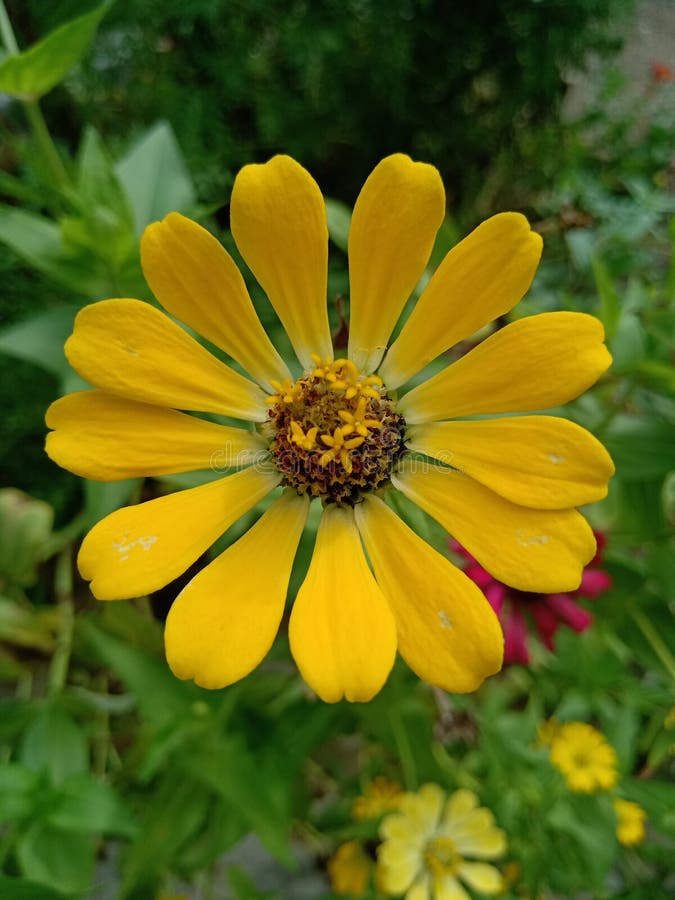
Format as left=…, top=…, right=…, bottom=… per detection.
left=141, top=212, right=290, bottom=391
left=78, top=467, right=280, bottom=600
left=355, top=496, right=503, bottom=692
left=452, top=821, right=506, bottom=863
left=380, top=213, right=542, bottom=388
left=434, top=876, right=470, bottom=900
left=392, top=461, right=596, bottom=593
left=444, top=789, right=479, bottom=825
left=407, top=784, right=446, bottom=831
left=347, top=155, right=445, bottom=374
left=164, top=490, right=308, bottom=689
left=406, top=416, right=614, bottom=510
left=377, top=841, right=423, bottom=894
left=65, top=299, right=268, bottom=421
left=399, top=312, right=612, bottom=424
left=45, top=391, right=266, bottom=481
left=288, top=505, right=396, bottom=702
left=230, top=155, right=332, bottom=368
left=457, top=863, right=503, bottom=895
left=406, top=876, right=433, bottom=900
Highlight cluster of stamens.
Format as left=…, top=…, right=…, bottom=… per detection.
left=265, top=355, right=406, bottom=504
left=424, top=836, right=462, bottom=877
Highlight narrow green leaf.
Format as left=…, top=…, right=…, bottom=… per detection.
left=70, top=127, right=137, bottom=266
left=592, top=256, right=621, bottom=340
left=115, top=121, right=196, bottom=235
left=0, top=2, right=109, bottom=99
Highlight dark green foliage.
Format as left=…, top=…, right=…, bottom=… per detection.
left=12, top=0, right=633, bottom=202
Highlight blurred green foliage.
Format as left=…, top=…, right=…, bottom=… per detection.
left=0, top=0, right=673, bottom=897
left=9, top=0, right=633, bottom=201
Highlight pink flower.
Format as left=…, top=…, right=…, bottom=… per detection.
left=450, top=534, right=612, bottom=665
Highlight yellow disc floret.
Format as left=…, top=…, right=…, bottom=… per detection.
left=265, top=356, right=405, bottom=504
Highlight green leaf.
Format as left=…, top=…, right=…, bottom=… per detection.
left=83, top=478, right=142, bottom=531
left=610, top=311, right=647, bottom=370
left=546, top=794, right=618, bottom=892
left=0, top=305, right=80, bottom=377
left=19, top=703, right=88, bottom=786
left=119, top=776, right=210, bottom=898
left=622, top=779, right=675, bottom=836
left=47, top=773, right=139, bottom=838
left=0, top=699, right=34, bottom=741
left=0, top=2, right=109, bottom=99
left=0, top=206, right=104, bottom=295
left=0, top=876, right=66, bottom=899
left=115, top=121, right=196, bottom=235
left=188, top=735, right=294, bottom=865
left=78, top=619, right=199, bottom=727
left=603, top=416, right=675, bottom=481
left=0, top=763, right=41, bottom=823
left=68, top=127, right=137, bottom=267
left=0, top=489, right=55, bottom=587
left=325, top=198, right=351, bottom=252
left=16, top=823, right=95, bottom=896
left=633, top=360, right=675, bottom=393
left=0, top=597, right=58, bottom=652
left=592, top=256, right=621, bottom=339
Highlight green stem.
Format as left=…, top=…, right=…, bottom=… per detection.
left=0, top=1, right=72, bottom=194
left=48, top=547, right=75, bottom=697
left=630, top=605, right=675, bottom=683
left=388, top=709, right=418, bottom=790
left=24, top=99, right=73, bottom=192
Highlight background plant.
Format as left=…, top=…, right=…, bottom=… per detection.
left=0, top=1, right=673, bottom=897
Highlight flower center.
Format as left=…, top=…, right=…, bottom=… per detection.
left=264, top=355, right=405, bottom=504
left=424, top=836, right=462, bottom=877
left=570, top=751, right=591, bottom=770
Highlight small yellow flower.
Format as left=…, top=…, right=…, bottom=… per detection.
left=549, top=722, right=618, bottom=793
left=378, top=784, right=506, bottom=899
left=613, top=798, right=647, bottom=846
left=352, top=776, right=403, bottom=821
left=328, top=841, right=372, bottom=896
left=46, top=154, right=614, bottom=702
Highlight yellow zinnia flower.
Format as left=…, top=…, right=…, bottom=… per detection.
left=378, top=784, right=506, bottom=899
left=45, top=154, right=614, bottom=702
left=353, top=776, right=403, bottom=821
left=549, top=722, right=618, bottom=793
left=328, top=840, right=373, bottom=896
left=613, top=798, right=647, bottom=846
